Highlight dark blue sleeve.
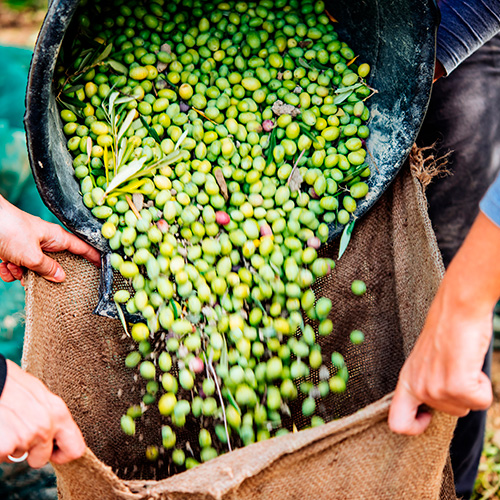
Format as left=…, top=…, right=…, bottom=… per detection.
left=0, top=354, right=7, bottom=397
left=437, top=0, right=500, bottom=74
left=480, top=174, right=500, bottom=227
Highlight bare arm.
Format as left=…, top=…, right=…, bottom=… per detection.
left=389, top=211, right=500, bottom=434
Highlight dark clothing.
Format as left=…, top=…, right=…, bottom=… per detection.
left=437, top=0, right=500, bottom=75
left=0, top=353, right=6, bottom=398
left=420, top=34, right=500, bottom=268
left=418, top=33, right=500, bottom=498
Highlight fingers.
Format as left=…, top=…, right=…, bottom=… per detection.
left=0, top=262, right=24, bottom=283
left=389, top=372, right=492, bottom=436
left=6, top=263, right=23, bottom=281
left=389, top=383, right=433, bottom=435
left=41, top=224, right=101, bottom=268
left=51, top=424, right=86, bottom=465
left=0, top=262, right=15, bottom=282
left=0, top=365, right=85, bottom=468
left=48, top=397, right=86, bottom=465
left=0, top=408, right=29, bottom=462
left=25, top=251, right=66, bottom=283
left=26, top=438, right=54, bottom=469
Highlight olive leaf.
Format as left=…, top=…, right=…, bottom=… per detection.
left=94, top=43, right=113, bottom=64
left=112, top=178, right=150, bottom=196
left=298, top=123, right=316, bottom=142
left=334, top=83, right=363, bottom=94
left=338, top=219, right=356, bottom=259
left=170, top=298, right=179, bottom=319
left=117, top=109, right=137, bottom=143
left=342, top=164, right=368, bottom=183
left=139, top=115, right=162, bottom=143
left=307, top=59, right=331, bottom=71
left=333, top=91, right=353, bottom=105
left=109, top=46, right=135, bottom=59
left=298, top=57, right=313, bottom=70
left=107, top=59, right=128, bottom=74
left=266, top=127, right=278, bottom=166
left=56, top=98, right=81, bottom=116
left=226, top=386, right=242, bottom=415
left=253, top=297, right=267, bottom=315
left=128, top=151, right=182, bottom=181
left=62, top=84, right=84, bottom=95
left=104, top=156, right=147, bottom=195
left=174, top=129, right=188, bottom=150
left=76, top=49, right=96, bottom=72
left=107, top=91, right=120, bottom=119
left=59, top=95, right=87, bottom=108
left=116, top=137, right=128, bottom=169
left=114, top=300, right=130, bottom=337
left=115, top=95, right=136, bottom=106
left=214, top=167, right=229, bottom=201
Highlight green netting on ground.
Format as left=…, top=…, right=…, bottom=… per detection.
left=0, top=45, right=60, bottom=364
left=0, top=44, right=58, bottom=500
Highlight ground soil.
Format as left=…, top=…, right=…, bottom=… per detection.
left=0, top=3, right=44, bottom=47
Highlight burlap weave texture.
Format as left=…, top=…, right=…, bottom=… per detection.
left=23, top=156, right=458, bottom=500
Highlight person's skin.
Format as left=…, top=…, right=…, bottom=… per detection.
left=0, top=361, right=86, bottom=468
left=0, top=194, right=100, bottom=466
left=389, top=211, right=500, bottom=434
left=0, top=194, right=100, bottom=283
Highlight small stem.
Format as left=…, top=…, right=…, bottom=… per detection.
left=207, top=361, right=232, bottom=452
left=125, top=195, right=142, bottom=220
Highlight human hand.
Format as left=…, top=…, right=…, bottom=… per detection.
left=0, top=360, right=85, bottom=468
left=389, top=212, right=500, bottom=435
left=0, top=195, right=100, bottom=284
left=388, top=287, right=493, bottom=435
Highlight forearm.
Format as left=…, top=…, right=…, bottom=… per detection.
left=437, top=0, right=500, bottom=75
left=442, top=211, right=500, bottom=317
left=388, top=210, right=498, bottom=434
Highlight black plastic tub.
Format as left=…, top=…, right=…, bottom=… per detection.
left=24, top=0, right=439, bottom=318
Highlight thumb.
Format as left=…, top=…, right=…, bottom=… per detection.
left=30, top=252, right=66, bottom=283
left=388, top=383, right=432, bottom=436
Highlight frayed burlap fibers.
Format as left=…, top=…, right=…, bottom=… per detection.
left=22, top=152, right=458, bottom=500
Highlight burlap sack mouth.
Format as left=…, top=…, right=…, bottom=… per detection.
left=23, top=149, right=458, bottom=500
left=52, top=393, right=456, bottom=500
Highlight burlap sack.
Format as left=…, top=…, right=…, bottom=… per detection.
left=22, top=150, right=458, bottom=500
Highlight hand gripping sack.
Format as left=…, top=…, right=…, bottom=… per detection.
left=22, top=153, right=458, bottom=500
